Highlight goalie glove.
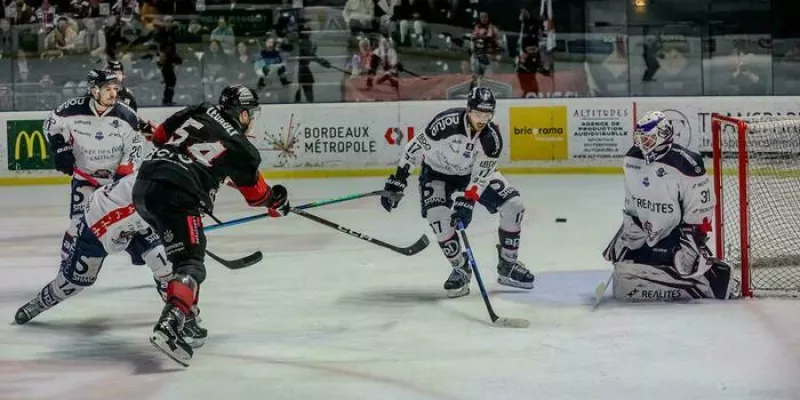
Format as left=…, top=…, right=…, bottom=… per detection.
left=673, top=219, right=714, bottom=278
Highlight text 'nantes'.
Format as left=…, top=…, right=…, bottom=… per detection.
left=304, top=126, right=376, bottom=153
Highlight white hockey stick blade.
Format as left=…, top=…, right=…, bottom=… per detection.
left=493, top=317, right=530, bottom=328
left=592, top=273, right=614, bottom=310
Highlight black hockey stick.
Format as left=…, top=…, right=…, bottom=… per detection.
left=207, top=249, right=264, bottom=270
left=291, top=207, right=430, bottom=256
left=204, top=213, right=266, bottom=270
left=458, top=223, right=529, bottom=328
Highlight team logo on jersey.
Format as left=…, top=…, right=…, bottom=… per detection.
left=95, top=131, right=104, bottom=140
left=642, top=177, right=650, bottom=187
left=656, top=167, right=667, bottom=177
left=111, top=119, right=120, bottom=129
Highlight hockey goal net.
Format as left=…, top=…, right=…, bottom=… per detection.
left=712, top=113, right=800, bottom=297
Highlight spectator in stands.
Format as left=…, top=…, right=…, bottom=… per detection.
left=204, top=39, right=227, bottom=80
left=6, top=0, right=36, bottom=25
left=14, top=50, right=30, bottom=84
left=154, top=15, right=181, bottom=105
left=35, top=0, right=55, bottom=32
left=372, top=35, right=399, bottom=90
left=210, top=16, right=235, bottom=55
left=0, top=18, right=11, bottom=53
left=343, top=0, right=390, bottom=38
left=77, top=17, right=106, bottom=60
left=294, top=30, right=318, bottom=104
left=255, top=37, right=290, bottom=90
left=390, top=0, right=429, bottom=47
left=469, top=10, right=501, bottom=89
left=232, top=41, right=255, bottom=82
left=349, top=37, right=373, bottom=77
left=43, top=16, right=79, bottom=53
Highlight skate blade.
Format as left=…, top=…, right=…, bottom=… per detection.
left=497, top=276, right=534, bottom=290
left=150, top=332, right=191, bottom=367
left=493, top=317, right=530, bottom=328
left=446, top=286, right=470, bottom=298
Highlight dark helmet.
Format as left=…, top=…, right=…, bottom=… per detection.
left=106, top=60, right=124, bottom=72
left=87, top=69, right=119, bottom=88
left=466, top=86, right=496, bottom=113
left=219, top=84, right=260, bottom=120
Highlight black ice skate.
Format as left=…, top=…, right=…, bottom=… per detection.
left=496, top=245, right=535, bottom=289
left=14, top=297, right=49, bottom=325
left=182, top=311, right=208, bottom=348
left=444, top=258, right=472, bottom=298
left=150, top=304, right=193, bottom=367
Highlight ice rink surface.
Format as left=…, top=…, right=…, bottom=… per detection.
left=1, top=175, right=799, bottom=400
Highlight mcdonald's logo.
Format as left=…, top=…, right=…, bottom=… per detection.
left=14, top=130, right=47, bottom=161
left=6, top=119, right=54, bottom=171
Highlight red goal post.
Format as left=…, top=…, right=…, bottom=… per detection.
left=711, top=113, right=800, bottom=297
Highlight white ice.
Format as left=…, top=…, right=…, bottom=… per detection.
left=1, top=175, right=799, bottom=400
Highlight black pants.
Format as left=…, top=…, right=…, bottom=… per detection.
left=132, top=179, right=208, bottom=284
left=161, top=64, right=177, bottom=104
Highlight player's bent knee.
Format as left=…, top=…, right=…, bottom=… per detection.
left=61, top=255, right=104, bottom=287
left=497, top=196, right=525, bottom=231
left=173, top=260, right=206, bottom=285
left=425, top=205, right=455, bottom=241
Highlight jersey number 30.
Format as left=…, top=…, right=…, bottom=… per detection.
left=165, top=118, right=227, bottom=167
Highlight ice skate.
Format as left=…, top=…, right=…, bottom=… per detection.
left=182, top=308, right=208, bottom=348
left=14, top=297, right=50, bottom=325
left=444, top=258, right=472, bottom=298
left=496, top=245, right=535, bottom=289
left=150, top=304, right=193, bottom=367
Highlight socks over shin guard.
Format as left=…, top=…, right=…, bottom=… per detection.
left=167, top=280, right=195, bottom=315
left=498, top=229, right=521, bottom=261
left=438, top=233, right=464, bottom=267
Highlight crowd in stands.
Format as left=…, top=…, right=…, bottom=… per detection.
left=0, top=0, right=795, bottom=111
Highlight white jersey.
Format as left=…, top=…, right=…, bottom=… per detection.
left=622, top=144, right=714, bottom=247
left=398, top=107, right=501, bottom=197
left=44, top=96, right=143, bottom=185
left=84, top=173, right=154, bottom=254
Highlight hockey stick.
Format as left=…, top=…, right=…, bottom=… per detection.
left=73, top=167, right=102, bottom=187
left=291, top=207, right=430, bottom=256
left=207, top=248, right=264, bottom=270
left=204, top=190, right=393, bottom=233
left=457, top=223, right=530, bottom=328
left=592, top=272, right=614, bottom=310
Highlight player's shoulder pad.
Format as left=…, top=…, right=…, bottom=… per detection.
left=53, top=95, right=92, bottom=117
left=425, top=107, right=466, bottom=140
left=479, top=122, right=502, bottom=158
left=108, top=101, right=140, bottom=130
left=658, top=144, right=706, bottom=177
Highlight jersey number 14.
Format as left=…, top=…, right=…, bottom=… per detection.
left=165, top=118, right=227, bottom=167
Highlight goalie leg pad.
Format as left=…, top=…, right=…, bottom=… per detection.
left=613, top=262, right=737, bottom=301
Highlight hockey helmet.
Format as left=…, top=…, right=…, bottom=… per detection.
left=87, top=69, right=119, bottom=89
left=219, top=84, right=260, bottom=122
left=633, top=110, right=674, bottom=163
left=106, top=60, right=124, bottom=72
left=466, top=86, right=496, bottom=114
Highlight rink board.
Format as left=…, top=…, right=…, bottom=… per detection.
left=0, top=96, right=799, bottom=185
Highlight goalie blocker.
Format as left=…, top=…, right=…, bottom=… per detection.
left=603, top=110, right=739, bottom=302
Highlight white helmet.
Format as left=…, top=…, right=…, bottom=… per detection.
left=633, top=110, right=673, bottom=163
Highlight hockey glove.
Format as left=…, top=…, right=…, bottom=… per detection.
left=48, top=135, right=75, bottom=176
left=380, top=166, right=410, bottom=212
left=450, top=193, right=476, bottom=229
left=266, top=184, right=290, bottom=217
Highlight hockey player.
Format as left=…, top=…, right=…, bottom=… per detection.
left=45, top=69, right=144, bottom=267
left=603, top=110, right=739, bottom=301
left=107, top=60, right=138, bottom=111
left=132, top=84, right=290, bottom=366
left=380, top=87, right=534, bottom=298
left=14, top=174, right=171, bottom=323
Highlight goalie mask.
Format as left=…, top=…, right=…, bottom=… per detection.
left=633, top=111, right=673, bottom=164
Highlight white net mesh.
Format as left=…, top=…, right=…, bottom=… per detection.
left=715, top=115, right=800, bottom=296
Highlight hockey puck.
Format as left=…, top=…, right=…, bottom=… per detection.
left=555, top=218, right=567, bottom=223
